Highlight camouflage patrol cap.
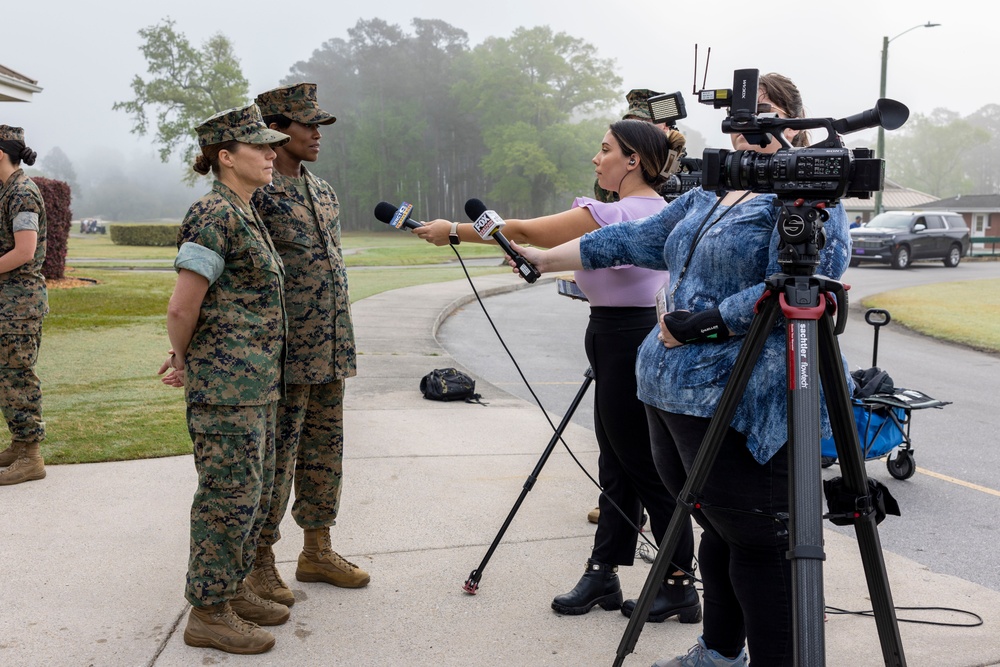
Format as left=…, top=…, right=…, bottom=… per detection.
left=255, top=82, right=336, bottom=126
left=624, top=89, right=664, bottom=121
left=0, top=125, right=25, bottom=143
left=195, top=104, right=290, bottom=148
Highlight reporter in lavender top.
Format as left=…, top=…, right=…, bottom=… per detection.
left=414, top=120, right=700, bottom=624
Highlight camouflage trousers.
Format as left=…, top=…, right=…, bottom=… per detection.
left=259, top=380, right=345, bottom=546
left=0, top=332, right=45, bottom=444
left=185, top=402, right=276, bottom=607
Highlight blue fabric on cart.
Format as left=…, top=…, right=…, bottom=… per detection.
left=821, top=400, right=907, bottom=460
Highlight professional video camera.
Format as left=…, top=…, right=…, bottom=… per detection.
left=659, top=156, right=703, bottom=202
left=699, top=69, right=908, bottom=201
left=697, top=68, right=909, bottom=275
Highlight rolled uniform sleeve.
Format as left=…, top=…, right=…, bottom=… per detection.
left=12, top=211, right=39, bottom=232
left=175, top=241, right=225, bottom=285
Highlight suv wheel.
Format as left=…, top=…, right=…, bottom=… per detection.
left=849, top=258, right=861, bottom=268
left=943, top=244, right=962, bottom=268
left=891, top=245, right=911, bottom=270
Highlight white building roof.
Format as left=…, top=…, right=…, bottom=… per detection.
left=0, top=65, right=42, bottom=103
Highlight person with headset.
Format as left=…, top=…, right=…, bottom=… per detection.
left=413, top=119, right=700, bottom=626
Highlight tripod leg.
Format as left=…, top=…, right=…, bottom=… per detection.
left=463, top=367, right=595, bottom=594
left=613, top=296, right=781, bottom=667
left=786, top=313, right=827, bottom=666
left=818, top=314, right=906, bottom=666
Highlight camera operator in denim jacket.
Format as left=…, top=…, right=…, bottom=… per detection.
left=510, top=73, right=850, bottom=667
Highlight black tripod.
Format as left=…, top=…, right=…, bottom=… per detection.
left=463, top=366, right=594, bottom=594
left=615, top=200, right=906, bottom=666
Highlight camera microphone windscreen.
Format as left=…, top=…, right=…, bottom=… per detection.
left=374, top=201, right=424, bottom=229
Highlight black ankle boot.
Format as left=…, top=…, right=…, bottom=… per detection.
left=621, top=574, right=701, bottom=623
left=551, top=559, right=623, bottom=615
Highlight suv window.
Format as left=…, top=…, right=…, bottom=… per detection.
left=869, top=213, right=913, bottom=229
left=923, top=215, right=945, bottom=230
left=944, top=215, right=968, bottom=230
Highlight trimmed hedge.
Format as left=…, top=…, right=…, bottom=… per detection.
left=33, top=177, right=72, bottom=281
left=110, top=223, right=181, bottom=247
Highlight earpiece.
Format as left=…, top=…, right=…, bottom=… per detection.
left=629, top=159, right=636, bottom=165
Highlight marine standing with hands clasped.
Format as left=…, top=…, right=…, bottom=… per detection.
left=158, top=104, right=291, bottom=655
left=0, top=125, right=47, bottom=487
left=245, top=83, right=368, bottom=608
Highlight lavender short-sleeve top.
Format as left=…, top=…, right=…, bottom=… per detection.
left=572, top=196, right=669, bottom=307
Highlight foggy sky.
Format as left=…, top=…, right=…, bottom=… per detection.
left=3, top=0, right=993, bottom=176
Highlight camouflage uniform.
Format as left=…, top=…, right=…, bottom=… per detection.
left=252, top=84, right=356, bottom=547
left=0, top=128, right=48, bottom=448
left=176, top=105, right=290, bottom=607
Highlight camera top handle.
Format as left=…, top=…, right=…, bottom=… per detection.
left=708, top=68, right=910, bottom=150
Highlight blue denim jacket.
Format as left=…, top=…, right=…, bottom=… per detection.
left=579, top=187, right=851, bottom=464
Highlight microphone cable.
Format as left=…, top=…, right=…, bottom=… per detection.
left=445, top=244, right=683, bottom=570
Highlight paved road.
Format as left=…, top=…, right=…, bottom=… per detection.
left=437, top=259, right=1000, bottom=593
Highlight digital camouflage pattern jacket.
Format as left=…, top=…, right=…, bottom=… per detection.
left=0, top=168, right=47, bottom=334
left=253, top=167, right=356, bottom=385
left=177, top=181, right=286, bottom=405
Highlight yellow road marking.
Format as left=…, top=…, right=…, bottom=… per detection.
left=919, top=468, right=1000, bottom=497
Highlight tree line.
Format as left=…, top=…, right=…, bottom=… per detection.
left=111, top=17, right=622, bottom=229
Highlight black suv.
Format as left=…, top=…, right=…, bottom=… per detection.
left=849, top=210, right=970, bottom=269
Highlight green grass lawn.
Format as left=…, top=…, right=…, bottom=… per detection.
left=67, top=230, right=507, bottom=267
left=42, top=232, right=507, bottom=463
left=862, top=278, right=1000, bottom=354
left=41, top=232, right=997, bottom=465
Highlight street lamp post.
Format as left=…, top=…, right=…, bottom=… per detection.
left=873, top=21, right=940, bottom=217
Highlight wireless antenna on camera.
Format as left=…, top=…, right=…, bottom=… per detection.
left=691, top=43, right=730, bottom=109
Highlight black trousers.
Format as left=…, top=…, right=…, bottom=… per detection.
left=585, top=306, right=695, bottom=574
left=645, top=407, right=792, bottom=667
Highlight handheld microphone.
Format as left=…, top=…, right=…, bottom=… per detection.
left=374, top=201, right=424, bottom=229
left=464, top=198, right=541, bottom=284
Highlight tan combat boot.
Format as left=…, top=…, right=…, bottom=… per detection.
left=0, top=440, right=26, bottom=467
left=183, top=601, right=275, bottom=655
left=0, top=442, right=45, bottom=486
left=229, top=581, right=290, bottom=626
left=296, top=527, right=370, bottom=588
left=246, top=545, right=295, bottom=607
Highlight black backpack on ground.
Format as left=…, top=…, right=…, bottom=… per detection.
left=419, top=368, right=486, bottom=405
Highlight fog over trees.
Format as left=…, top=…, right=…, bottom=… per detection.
left=31, top=17, right=999, bottom=225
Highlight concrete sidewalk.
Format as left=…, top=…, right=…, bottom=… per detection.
left=2, top=273, right=998, bottom=666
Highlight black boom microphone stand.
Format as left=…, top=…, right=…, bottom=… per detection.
left=614, top=199, right=906, bottom=667
left=463, top=365, right=594, bottom=594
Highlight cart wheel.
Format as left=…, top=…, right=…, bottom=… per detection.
left=887, top=450, right=916, bottom=480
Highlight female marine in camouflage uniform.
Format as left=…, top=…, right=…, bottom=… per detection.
left=244, top=83, right=366, bottom=609
left=0, top=125, right=47, bottom=486
left=158, top=104, right=290, bottom=655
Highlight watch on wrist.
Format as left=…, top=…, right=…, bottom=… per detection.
left=449, top=222, right=461, bottom=245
